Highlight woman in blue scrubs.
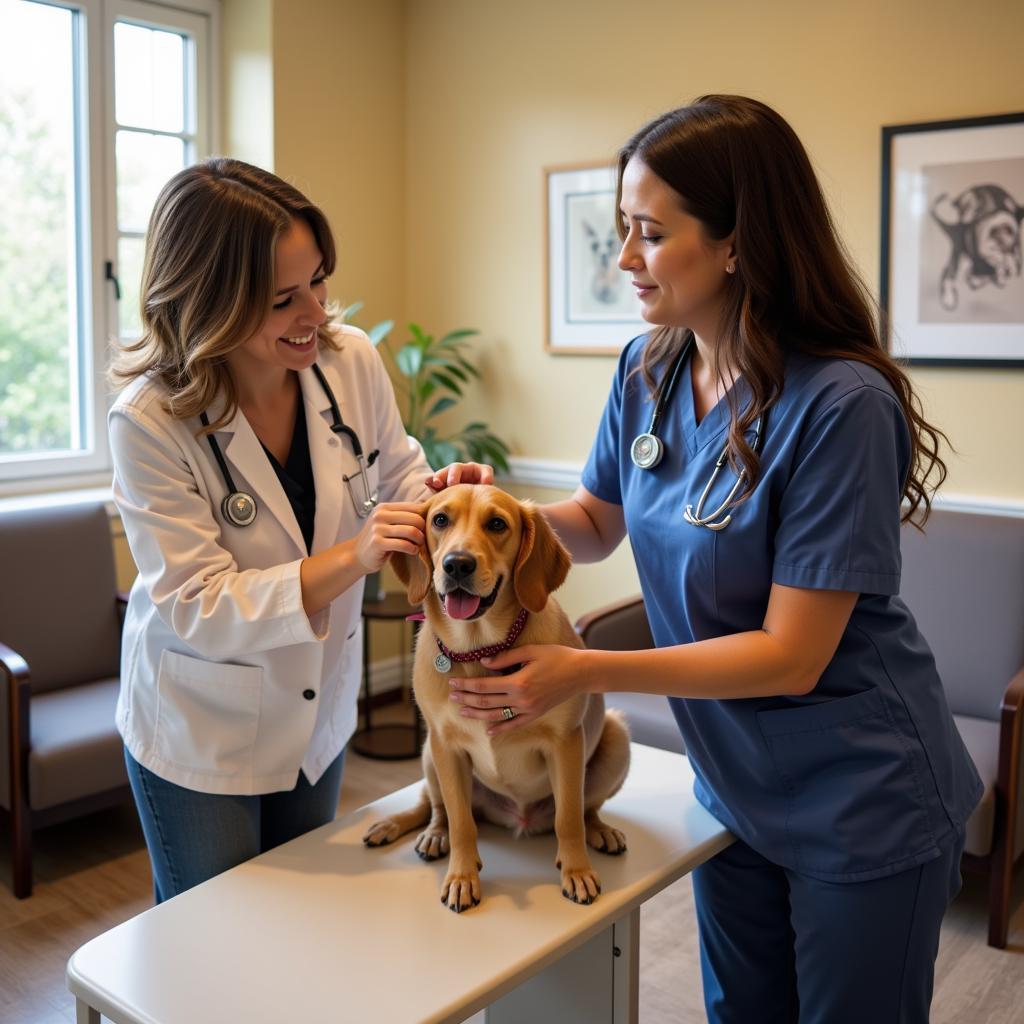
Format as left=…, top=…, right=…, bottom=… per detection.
left=444, top=95, right=983, bottom=1023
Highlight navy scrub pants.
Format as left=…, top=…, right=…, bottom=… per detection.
left=125, top=746, right=346, bottom=904
left=692, top=833, right=965, bottom=1024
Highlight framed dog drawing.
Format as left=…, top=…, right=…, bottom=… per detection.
left=880, top=112, right=1024, bottom=366
left=543, top=163, right=647, bottom=355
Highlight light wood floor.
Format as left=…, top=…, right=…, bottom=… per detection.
left=2, top=739, right=1023, bottom=1024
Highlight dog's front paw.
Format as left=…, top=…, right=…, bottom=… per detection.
left=363, top=817, right=402, bottom=847
left=414, top=826, right=450, bottom=861
left=560, top=863, right=601, bottom=905
left=586, top=821, right=627, bottom=855
left=441, top=866, right=481, bottom=913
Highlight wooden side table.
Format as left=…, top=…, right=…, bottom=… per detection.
left=350, top=591, right=423, bottom=760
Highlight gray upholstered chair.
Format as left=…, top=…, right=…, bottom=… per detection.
left=575, top=596, right=685, bottom=756
left=0, top=502, right=130, bottom=898
left=900, top=509, right=1024, bottom=949
left=575, top=508, right=1024, bottom=949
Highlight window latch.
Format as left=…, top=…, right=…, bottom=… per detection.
left=104, top=261, right=121, bottom=301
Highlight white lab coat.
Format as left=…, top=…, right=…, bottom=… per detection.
left=110, top=326, right=431, bottom=795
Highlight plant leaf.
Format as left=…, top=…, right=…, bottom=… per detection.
left=430, top=371, right=463, bottom=396
left=408, top=323, right=432, bottom=349
left=396, top=344, right=423, bottom=377
left=425, top=396, right=457, bottom=419
left=437, top=329, right=479, bottom=346
left=339, top=300, right=363, bottom=322
left=427, top=440, right=462, bottom=470
left=367, top=320, right=394, bottom=346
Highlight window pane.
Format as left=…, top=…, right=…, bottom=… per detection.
left=117, top=236, right=146, bottom=341
left=114, top=21, right=185, bottom=133
left=116, top=129, right=186, bottom=233
left=0, top=1, right=77, bottom=455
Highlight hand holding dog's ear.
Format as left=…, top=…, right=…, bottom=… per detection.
left=353, top=501, right=427, bottom=575
left=385, top=501, right=433, bottom=604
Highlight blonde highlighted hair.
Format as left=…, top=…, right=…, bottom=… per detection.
left=110, top=158, right=340, bottom=432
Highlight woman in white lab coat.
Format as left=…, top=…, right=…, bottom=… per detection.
left=109, top=158, right=490, bottom=902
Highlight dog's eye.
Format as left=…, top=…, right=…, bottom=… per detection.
left=486, top=517, right=508, bottom=533
left=432, top=512, right=449, bottom=528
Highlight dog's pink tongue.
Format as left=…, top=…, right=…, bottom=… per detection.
left=444, top=591, right=481, bottom=620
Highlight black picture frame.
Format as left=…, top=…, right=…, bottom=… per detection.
left=879, top=111, right=1024, bottom=367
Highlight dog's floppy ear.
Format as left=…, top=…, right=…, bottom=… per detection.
left=513, top=502, right=571, bottom=614
left=390, top=543, right=433, bottom=605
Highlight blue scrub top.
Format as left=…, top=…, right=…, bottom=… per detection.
left=582, top=336, right=983, bottom=882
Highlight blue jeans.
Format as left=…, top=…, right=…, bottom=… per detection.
left=693, top=831, right=965, bottom=1024
left=125, top=747, right=346, bottom=903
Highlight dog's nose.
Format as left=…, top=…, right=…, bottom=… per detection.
left=442, top=551, right=476, bottom=581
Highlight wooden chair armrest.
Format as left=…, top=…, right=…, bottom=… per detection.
left=0, top=640, right=32, bottom=811
left=997, top=666, right=1024, bottom=779
left=996, top=665, right=1024, bottom=859
left=573, top=594, right=645, bottom=640
left=0, top=640, right=30, bottom=685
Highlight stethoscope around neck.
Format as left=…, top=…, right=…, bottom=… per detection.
left=201, top=363, right=380, bottom=528
left=630, top=336, right=767, bottom=532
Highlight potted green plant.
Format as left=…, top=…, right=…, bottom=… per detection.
left=342, top=303, right=510, bottom=473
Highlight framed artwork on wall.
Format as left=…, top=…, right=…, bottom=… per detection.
left=880, top=111, right=1024, bottom=366
left=543, top=162, right=647, bottom=355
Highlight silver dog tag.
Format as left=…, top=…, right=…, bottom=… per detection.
left=434, top=653, right=452, bottom=673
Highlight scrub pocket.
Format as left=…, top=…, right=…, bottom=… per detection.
left=756, top=687, right=935, bottom=878
left=154, top=650, right=263, bottom=776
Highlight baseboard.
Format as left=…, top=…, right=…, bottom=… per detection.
left=362, top=654, right=413, bottom=700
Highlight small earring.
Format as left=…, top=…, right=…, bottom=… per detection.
left=726, top=263, right=736, bottom=274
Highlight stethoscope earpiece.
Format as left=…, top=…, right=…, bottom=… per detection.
left=222, top=491, right=258, bottom=528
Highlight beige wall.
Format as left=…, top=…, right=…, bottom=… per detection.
left=403, top=0, right=1024, bottom=503
left=220, top=0, right=274, bottom=170
left=272, top=0, right=406, bottom=330
left=214, top=0, right=1024, bottom=623
left=222, top=0, right=407, bottom=329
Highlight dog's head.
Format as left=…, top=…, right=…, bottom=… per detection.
left=391, top=484, right=570, bottom=619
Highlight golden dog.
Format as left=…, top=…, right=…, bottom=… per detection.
left=362, top=484, right=630, bottom=912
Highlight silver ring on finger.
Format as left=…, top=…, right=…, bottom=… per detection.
left=501, top=706, right=516, bottom=721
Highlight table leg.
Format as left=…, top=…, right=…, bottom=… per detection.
left=362, top=617, right=373, bottom=731
left=76, top=998, right=100, bottom=1023
left=612, top=906, right=640, bottom=1024
left=482, top=906, right=639, bottom=1023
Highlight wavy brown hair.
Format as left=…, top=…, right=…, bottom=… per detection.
left=617, top=95, right=947, bottom=525
left=110, top=158, right=340, bottom=433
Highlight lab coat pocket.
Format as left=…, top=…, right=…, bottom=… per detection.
left=756, top=688, right=934, bottom=877
left=154, top=650, right=263, bottom=776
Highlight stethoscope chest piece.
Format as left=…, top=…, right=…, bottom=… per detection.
left=222, top=491, right=257, bottom=528
left=630, top=432, right=665, bottom=470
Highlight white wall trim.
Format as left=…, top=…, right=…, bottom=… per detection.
left=3, top=465, right=1023, bottom=520
left=931, top=492, right=1024, bottom=518
left=502, top=456, right=1024, bottom=518
left=502, top=456, right=581, bottom=491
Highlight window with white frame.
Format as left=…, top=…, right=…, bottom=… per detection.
left=0, top=0, right=216, bottom=490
